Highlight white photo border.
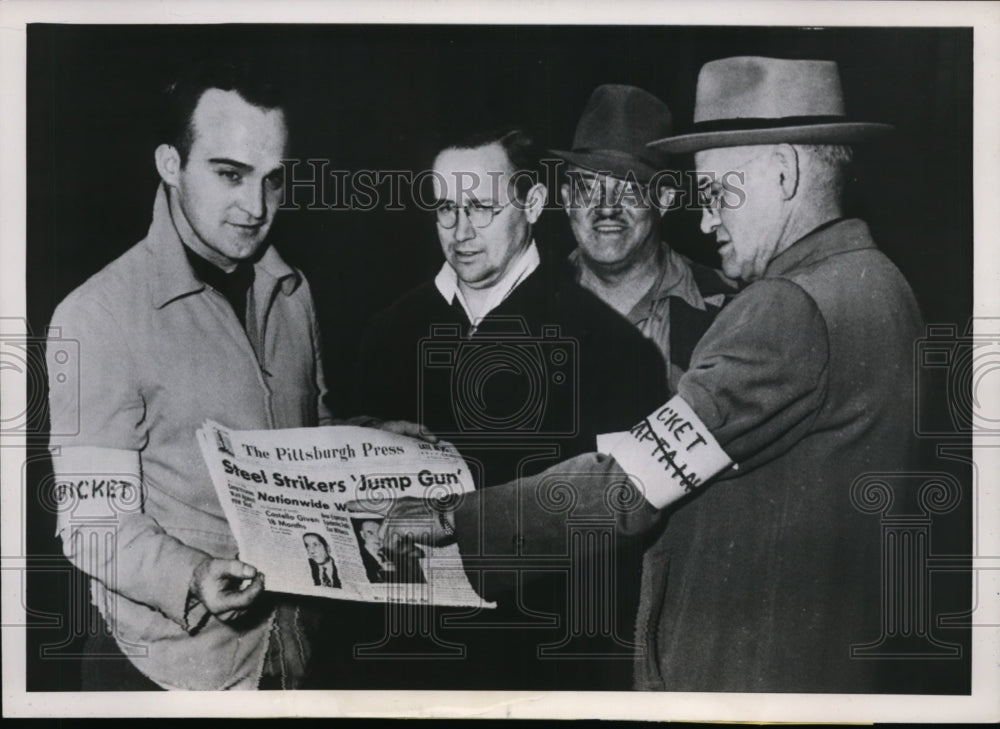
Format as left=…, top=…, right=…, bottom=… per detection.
left=1, top=0, right=997, bottom=721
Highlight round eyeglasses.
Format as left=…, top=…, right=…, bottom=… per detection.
left=435, top=200, right=514, bottom=229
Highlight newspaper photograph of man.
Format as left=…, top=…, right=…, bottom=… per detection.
left=302, top=532, right=342, bottom=589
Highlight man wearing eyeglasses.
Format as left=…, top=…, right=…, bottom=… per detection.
left=552, top=85, right=736, bottom=392
left=354, top=125, right=668, bottom=690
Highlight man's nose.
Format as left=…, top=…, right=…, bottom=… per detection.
left=238, top=180, right=268, bottom=220
left=596, top=187, right=621, bottom=215
left=454, top=208, right=476, bottom=242
left=700, top=204, right=721, bottom=235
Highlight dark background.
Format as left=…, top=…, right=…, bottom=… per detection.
left=24, top=24, right=973, bottom=692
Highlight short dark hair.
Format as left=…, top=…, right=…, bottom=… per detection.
left=160, top=58, right=285, bottom=164
left=303, top=532, right=329, bottom=551
left=437, top=125, right=541, bottom=200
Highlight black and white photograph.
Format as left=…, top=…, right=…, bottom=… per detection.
left=1, top=0, right=997, bottom=722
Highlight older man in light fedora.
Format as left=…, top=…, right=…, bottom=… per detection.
left=378, top=57, right=923, bottom=693
left=551, top=84, right=734, bottom=390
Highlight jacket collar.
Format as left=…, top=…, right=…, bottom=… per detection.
left=568, top=241, right=708, bottom=311
left=434, top=240, right=541, bottom=325
left=764, top=217, right=875, bottom=279
left=145, top=184, right=299, bottom=309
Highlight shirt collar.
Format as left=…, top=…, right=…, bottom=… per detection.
left=763, top=218, right=873, bottom=279
left=145, top=183, right=300, bottom=309
left=182, top=243, right=255, bottom=294
left=434, top=240, right=541, bottom=325
left=568, top=241, right=707, bottom=311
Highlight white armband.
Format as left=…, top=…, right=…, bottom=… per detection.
left=48, top=446, right=143, bottom=527
left=597, top=395, right=731, bottom=509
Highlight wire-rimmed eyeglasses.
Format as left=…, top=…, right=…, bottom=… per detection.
left=435, top=200, right=514, bottom=229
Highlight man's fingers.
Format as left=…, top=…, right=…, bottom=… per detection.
left=195, top=559, right=265, bottom=617
left=212, top=573, right=264, bottom=613
left=382, top=420, right=439, bottom=443
left=414, top=425, right=439, bottom=444
left=388, top=496, right=430, bottom=519
left=382, top=523, right=417, bottom=555
left=381, top=523, right=403, bottom=554
left=381, top=419, right=414, bottom=436
left=212, top=558, right=257, bottom=581
left=217, top=609, right=242, bottom=623
left=382, top=513, right=436, bottom=551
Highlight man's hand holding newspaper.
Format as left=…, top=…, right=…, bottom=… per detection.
left=364, top=498, right=458, bottom=556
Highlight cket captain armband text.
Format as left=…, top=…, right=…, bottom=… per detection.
left=597, top=395, right=732, bottom=509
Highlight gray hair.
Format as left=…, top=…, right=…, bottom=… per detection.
left=796, top=144, right=855, bottom=198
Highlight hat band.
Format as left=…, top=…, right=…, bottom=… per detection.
left=570, top=147, right=665, bottom=170
left=689, top=115, right=852, bottom=133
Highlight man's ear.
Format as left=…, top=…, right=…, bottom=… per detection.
left=154, top=144, right=182, bottom=187
left=772, top=143, right=800, bottom=200
left=523, top=182, right=548, bottom=224
left=655, top=186, right=676, bottom=218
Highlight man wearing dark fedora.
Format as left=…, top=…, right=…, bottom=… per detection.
left=551, top=84, right=735, bottom=391
left=378, top=57, right=924, bottom=693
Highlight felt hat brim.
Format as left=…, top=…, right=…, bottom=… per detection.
left=549, top=148, right=665, bottom=182
left=649, top=121, right=893, bottom=154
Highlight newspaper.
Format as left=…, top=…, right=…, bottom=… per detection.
left=196, top=420, right=494, bottom=609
